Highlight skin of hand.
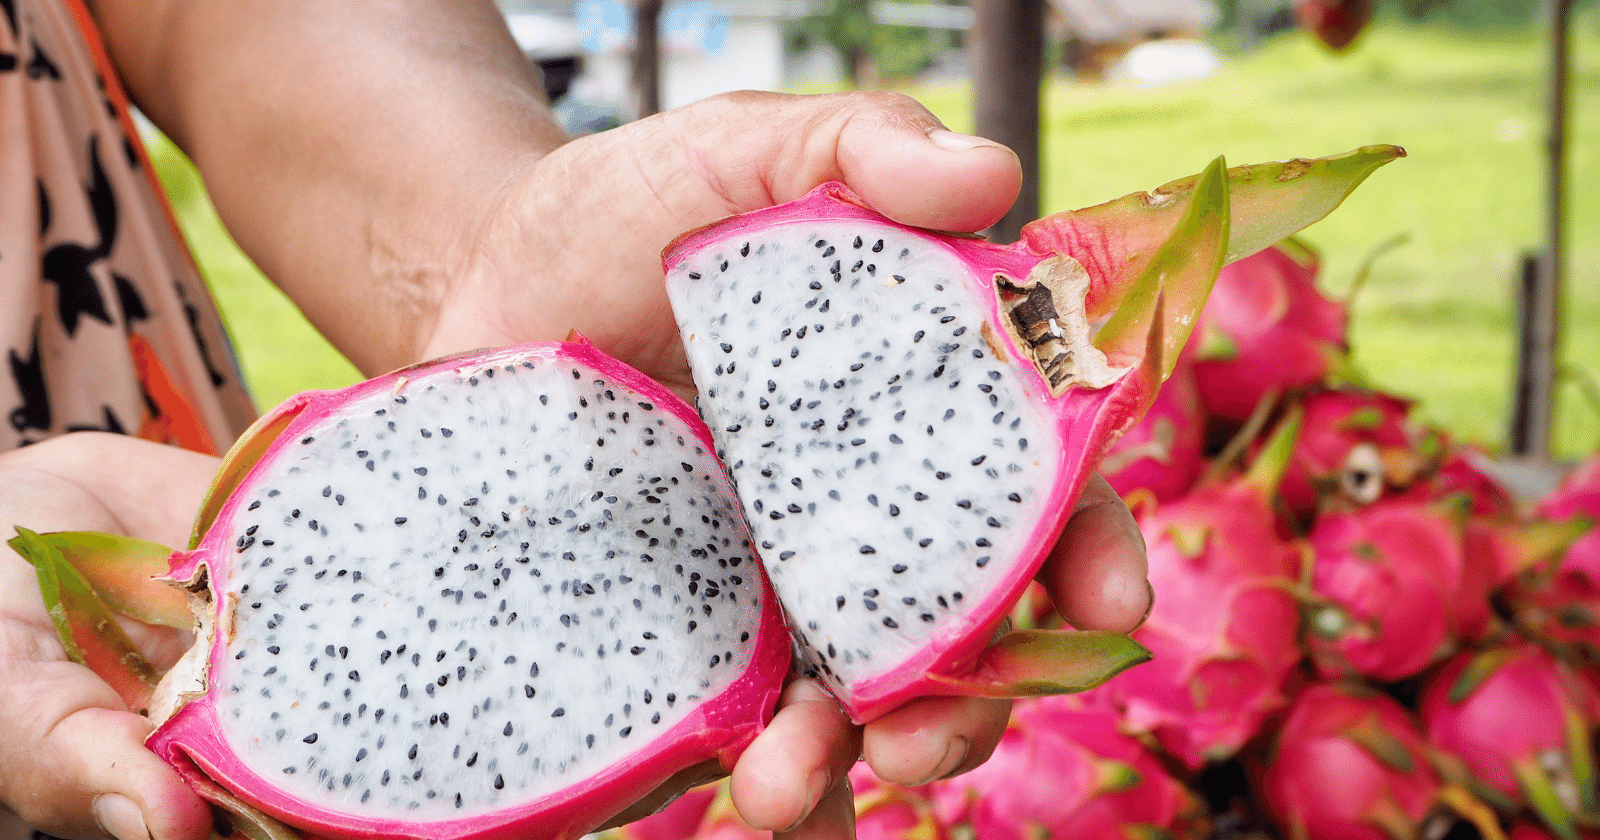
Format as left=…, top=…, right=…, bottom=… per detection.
left=0, top=434, right=218, bottom=840
left=81, top=3, right=1153, bottom=837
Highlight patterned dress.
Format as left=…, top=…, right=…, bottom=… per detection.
left=3, top=0, right=258, bottom=835
left=1, top=0, right=256, bottom=455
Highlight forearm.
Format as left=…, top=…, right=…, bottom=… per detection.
left=92, top=0, right=569, bottom=374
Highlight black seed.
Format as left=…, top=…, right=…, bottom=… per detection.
left=303, top=733, right=318, bottom=744
left=552, top=708, right=565, bottom=718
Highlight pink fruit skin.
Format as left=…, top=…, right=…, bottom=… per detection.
left=1098, top=481, right=1304, bottom=769
left=847, top=765, right=950, bottom=840
left=1276, top=387, right=1421, bottom=519
left=609, top=784, right=719, bottom=840
left=1260, top=683, right=1444, bottom=840
left=1505, top=467, right=1600, bottom=655
left=1419, top=642, right=1597, bottom=809
left=1538, top=466, right=1600, bottom=589
left=1188, top=239, right=1348, bottom=423
left=928, top=696, right=1200, bottom=839
left=1305, top=498, right=1472, bottom=682
left=1102, top=357, right=1208, bottom=502
left=146, top=342, right=793, bottom=840
left=1426, top=445, right=1518, bottom=518
left=664, top=182, right=1175, bottom=723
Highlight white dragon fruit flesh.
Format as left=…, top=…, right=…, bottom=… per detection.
left=13, top=341, right=791, bottom=840
left=664, top=148, right=1402, bottom=722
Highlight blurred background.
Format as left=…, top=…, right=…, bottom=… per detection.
left=144, top=0, right=1600, bottom=462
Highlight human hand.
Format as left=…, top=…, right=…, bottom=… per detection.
left=0, top=433, right=218, bottom=840
left=421, top=91, right=1151, bottom=838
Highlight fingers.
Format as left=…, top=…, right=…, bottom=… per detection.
left=0, top=658, right=210, bottom=840
left=660, top=89, right=1022, bottom=233
left=729, top=679, right=859, bottom=833
left=1038, top=474, right=1152, bottom=633
left=827, top=96, right=1022, bottom=233
left=860, top=694, right=1008, bottom=787
left=775, top=774, right=856, bottom=840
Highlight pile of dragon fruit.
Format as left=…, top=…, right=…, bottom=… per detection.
left=611, top=237, right=1600, bottom=840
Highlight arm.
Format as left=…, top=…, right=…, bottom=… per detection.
left=86, top=5, right=1149, bottom=837
left=91, top=0, right=566, bottom=374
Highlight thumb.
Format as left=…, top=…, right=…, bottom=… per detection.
left=0, top=670, right=211, bottom=840
left=652, top=90, right=1023, bottom=233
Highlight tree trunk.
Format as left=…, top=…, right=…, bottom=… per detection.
left=631, top=0, right=663, bottom=118
left=1511, top=0, right=1571, bottom=458
left=971, top=0, right=1045, bottom=243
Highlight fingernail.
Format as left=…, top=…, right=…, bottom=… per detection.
left=781, top=769, right=830, bottom=833
left=928, top=129, right=994, bottom=152
left=914, top=735, right=971, bottom=786
left=93, top=794, right=150, bottom=840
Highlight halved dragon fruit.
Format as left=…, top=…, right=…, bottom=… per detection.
left=664, top=148, right=1402, bottom=722
left=13, top=341, right=791, bottom=840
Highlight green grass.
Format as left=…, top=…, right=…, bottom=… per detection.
left=918, top=21, right=1600, bottom=458
left=150, top=19, right=1600, bottom=457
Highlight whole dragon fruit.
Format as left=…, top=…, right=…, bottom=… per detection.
left=1258, top=682, right=1507, bottom=840
left=927, top=695, right=1205, bottom=840
left=1275, top=386, right=1433, bottom=522
left=848, top=765, right=951, bottom=840
left=1302, top=496, right=1473, bottom=682
left=13, top=341, right=792, bottom=840
left=1098, top=414, right=1308, bottom=769
left=1188, top=237, right=1351, bottom=425
left=1101, top=355, right=1208, bottom=503
left=1295, top=0, right=1376, bottom=51
left=1419, top=642, right=1599, bottom=840
left=1503, top=460, right=1600, bottom=658
left=664, top=148, right=1401, bottom=722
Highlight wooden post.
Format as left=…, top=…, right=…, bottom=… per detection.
left=631, top=0, right=663, bottom=118
left=1511, top=0, right=1571, bottom=458
left=972, top=0, right=1045, bottom=243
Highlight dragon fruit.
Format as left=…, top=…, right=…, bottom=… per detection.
left=12, top=341, right=792, bottom=840
left=1302, top=496, right=1473, bottom=682
left=1419, top=642, right=1599, bottom=840
left=927, top=695, right=1206, bottom=840
left=601, top=782, right=719, bottom=840
left=848, top=765, right=951, bottom=840
left=1295, top=0, right=1376, bottom=51
left=1422, top=443, right=1519, bottom=518
left=1275, top=386, right=1433, bottom=522
left=664, top=148, right=1402, bottom=723
left=1188, top=237, right=1351, bottom=425
left=1258, top=682, right=1506, bottom=840
left=1504, top=463, right=1600, bottom=657
left=1101, top=355, right=1208, bottom=503
left=1097, top=414, right=1307, bottom=769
